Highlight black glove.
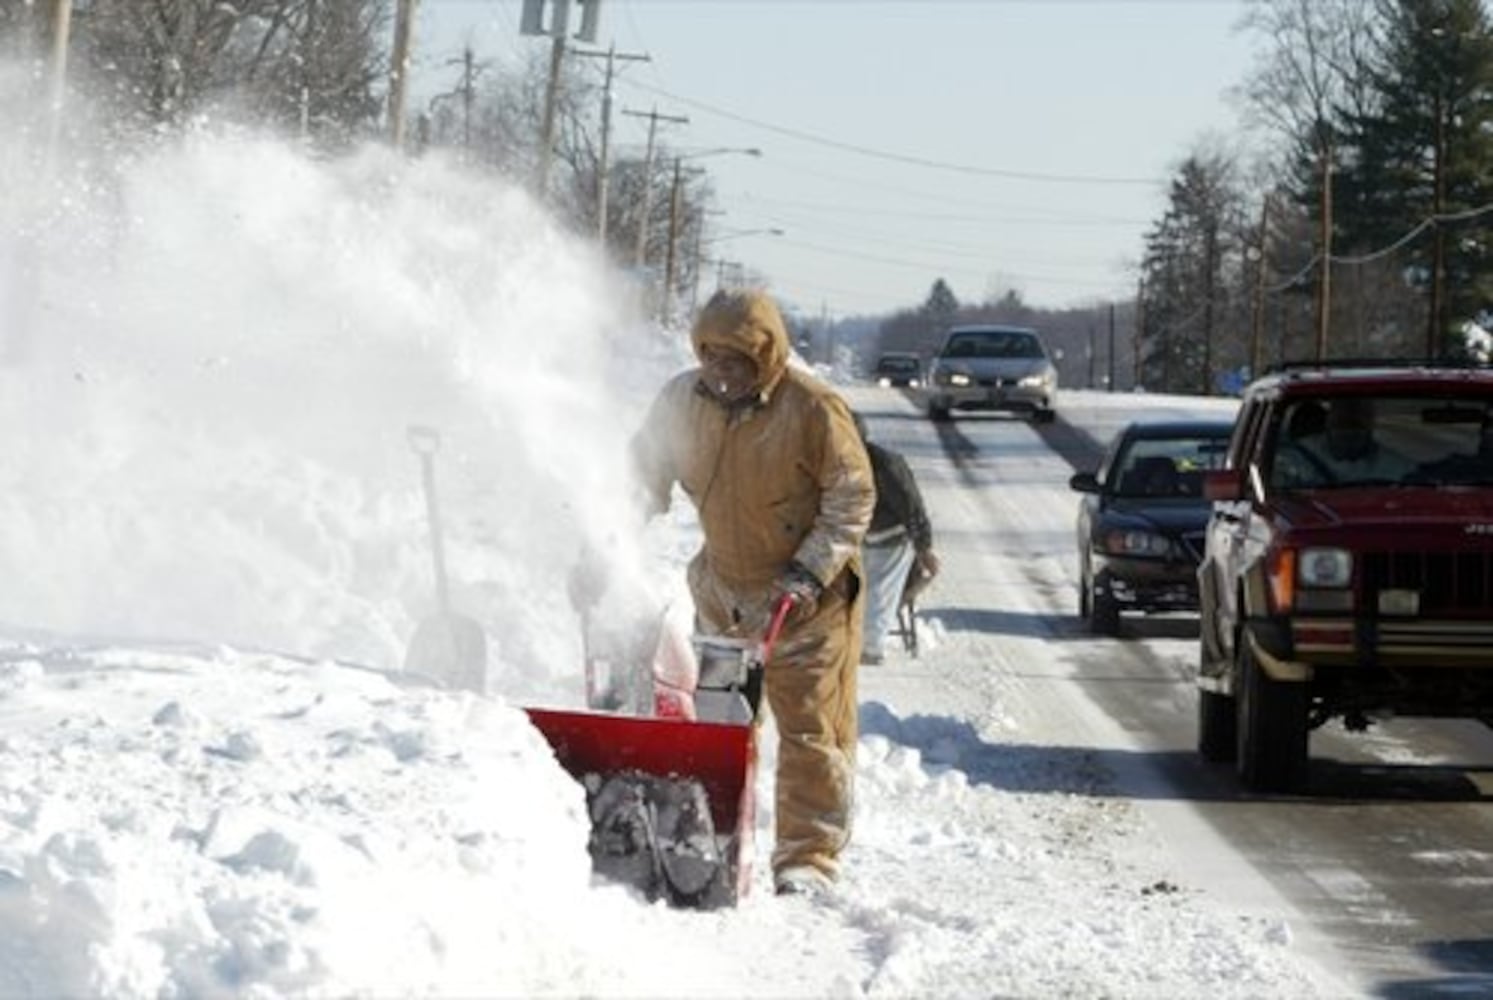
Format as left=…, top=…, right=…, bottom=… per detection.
left=771, top=563, right=824, bottom=623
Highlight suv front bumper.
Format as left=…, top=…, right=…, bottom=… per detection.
left=1245, top=614, right=1493, bottom=683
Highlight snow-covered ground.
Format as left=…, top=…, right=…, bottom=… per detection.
left=1, top=112, right=1358, bottom=996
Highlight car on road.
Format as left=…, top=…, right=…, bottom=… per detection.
left=873, top=351, right=924, bottom=388
left=922, top=325, right=1058, bottom=423
left=1069, top=419, right=1233, bottom=636
left=1196, top=361, right=1493, bottom=792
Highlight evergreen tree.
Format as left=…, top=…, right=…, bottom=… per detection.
left=1138, top=152, right=1243, bottom=394
left=1334, top=0, right=1493, bottom=355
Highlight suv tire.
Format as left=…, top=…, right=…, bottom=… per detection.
left=1236, top=638, right=1308, bottom=792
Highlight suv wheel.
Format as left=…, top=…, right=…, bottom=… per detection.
left=1197, top=687, right=1237, bottom=762
left=1235, top=638, right=1308, bottom=792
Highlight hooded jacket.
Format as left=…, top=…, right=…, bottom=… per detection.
left=632, top=290, right=874, bottom=594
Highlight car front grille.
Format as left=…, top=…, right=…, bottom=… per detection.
left=1362, top=551, right=1493, bottom=617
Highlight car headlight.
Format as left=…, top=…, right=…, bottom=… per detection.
left=1101, top=530, right=1171, bottom=557
left=877, top=376, right=891, bottom=387
left=947, top=372, right=971, bottom=387
left=1018, top=373, right=1047, bottom=387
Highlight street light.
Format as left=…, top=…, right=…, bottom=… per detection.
left=691, top=228, right=785, bottom=310
left=660, top=147, right=763, bottom=323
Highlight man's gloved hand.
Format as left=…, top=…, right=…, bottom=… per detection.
left=772, top=562, right=824, bottom=623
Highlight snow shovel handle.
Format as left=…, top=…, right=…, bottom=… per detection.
left=407, top=425, right=451, bottom=616
left=760, top=594, right=795, bottom=667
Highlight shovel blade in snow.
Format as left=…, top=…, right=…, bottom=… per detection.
left=404, top=613, right=488, bottom=692
left=525, top=707, right=758, bottom=905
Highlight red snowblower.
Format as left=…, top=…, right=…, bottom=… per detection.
left=402, top=424, right=786, bottom=908
left=526, top=597, right=792, bottom=909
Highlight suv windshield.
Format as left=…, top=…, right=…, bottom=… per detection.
left=1269, top=394, right=1493, bottom=489
left=943, top=331, right=1043, bottom=359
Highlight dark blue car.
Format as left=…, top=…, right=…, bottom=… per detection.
left=1069, top=418, right=1235, bottom=635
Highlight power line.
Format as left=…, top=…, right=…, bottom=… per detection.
left=1260, top=198, right=1493, bottom=297
left=619, top=79, right=1160, bottom=187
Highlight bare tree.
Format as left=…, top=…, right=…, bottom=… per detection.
left=1235, top=0, right=1378, bottom=358
left=58, top=0, right=386, bottom=141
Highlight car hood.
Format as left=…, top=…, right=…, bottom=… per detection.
left=1105, top=499, right=1213, bottom=534
left=1273, top=488, right=1493, bottom=534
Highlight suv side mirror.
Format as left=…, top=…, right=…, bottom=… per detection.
left=1203, top=469, right=1243, bottom=502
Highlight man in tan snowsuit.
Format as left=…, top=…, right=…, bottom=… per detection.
left=631, top=288, right=874, bottom=896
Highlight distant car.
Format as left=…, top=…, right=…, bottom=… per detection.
left=1069, top=419, right=1234, bottom=635
left=923, top=325, right=1057, bottom=422
left=873, top=352, right=923, bottom=388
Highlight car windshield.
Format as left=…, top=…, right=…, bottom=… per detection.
left=1113, top=436, right=1228, bottom=498
left=878, top=357, right=918, bottom=373
left=1269, top=393, right=1493, bottom=489
left=943, top=331, right=1043, bottom=359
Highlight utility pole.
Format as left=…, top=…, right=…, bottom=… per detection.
left=570, top=45, right=650, bottom=247
left=299, top=0, right=317, bottom=141
left=528, top=0, right=603, bottom=200
left=1086, top=324, right=1095, bottom=388
left=535, top=0, right=569, bottom=199
left=1134, top=278, right=1145, bottom=391
left=461, top=46, right=475, bottom=152
left=387, top=0, right=417, bottom=149
left=623, top=107, right=687, bottom=269
left=662, top=157, right=686, bottom=324
left=45, top=0, right=72, bottom=158
left=1315, top=142, right=1333, bottom=360
left=1106, top=301, right=1116, bottom=392
left=1249, top=194, right=1271, bottom=378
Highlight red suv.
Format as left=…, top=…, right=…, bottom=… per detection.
left=1196, top=361, right=1493, bottom=791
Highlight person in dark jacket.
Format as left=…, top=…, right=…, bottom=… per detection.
left=852, top=413, right=938, bottom=664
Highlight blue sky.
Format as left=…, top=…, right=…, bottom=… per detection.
left=414, top=0, right=1260, bottom=318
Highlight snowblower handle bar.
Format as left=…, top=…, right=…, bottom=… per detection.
left=760, top=594, right=795, bottom=666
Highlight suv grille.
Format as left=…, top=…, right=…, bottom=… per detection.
left=1363, top=551, right=1493, bottom=617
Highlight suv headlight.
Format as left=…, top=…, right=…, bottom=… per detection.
left=1299, top=548, right=1352, bottom=588
left=1269, top=546, right=1354, bottom=612
left=1102, top=529, right=1171, bottom=557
